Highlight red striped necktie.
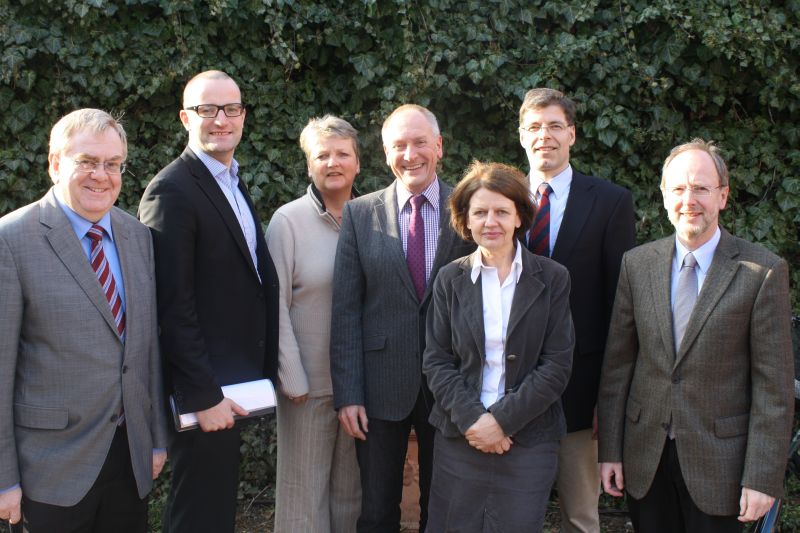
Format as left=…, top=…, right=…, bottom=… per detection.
left=87, top=224, right=126, bottom=338
left=528, top=183, right=552, bottom=256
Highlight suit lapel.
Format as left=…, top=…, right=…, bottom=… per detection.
left=111, top=208, right=133, bottom=345
left=426, top=180, right=457, bottom=302
left=551, top=172, right=593, bottom=263
left=40, top=191, right=122, bottom=341
left=375, top=182, right=418, bottom=300
left=647, top=237, right=677, bottom=361
left=675, top=230, right=740, bottom=366
left=182, top=148, right=260, bottom=281
left=506, top=254, right=544, bottom=335
left=451, top=260, right=485, bottom=357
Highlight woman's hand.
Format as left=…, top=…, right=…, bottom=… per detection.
left=465, top=413, right=513, bottom=454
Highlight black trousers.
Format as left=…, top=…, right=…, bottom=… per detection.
left=355, top=388, right=434, bottom=533
left=162, top=424, right=242, bottom=533
left=22, top=426, right=147, bottom=533
left=627, top=439, right=742, bottom=533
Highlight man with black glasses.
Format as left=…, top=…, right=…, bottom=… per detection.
left=139, top=70, right=279, bottom=533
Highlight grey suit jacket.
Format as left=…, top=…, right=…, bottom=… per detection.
left=423, top=248, right=575, bottom=446
left=598, top=228, right=793, bottom=515
left=0, top=189, right=167, bottom=506
left=330, top=179, right=474, bottom=420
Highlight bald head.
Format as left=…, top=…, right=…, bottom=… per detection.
left=182, top=70, right=237, bottom=108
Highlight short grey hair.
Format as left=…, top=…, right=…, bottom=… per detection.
left=299, top=114, right=360, bottom=161
left=381, top=104, right=440, bottom=144
left=661, top=138, right=729, bottom=188
left=49, top=108, right=127, bottom=157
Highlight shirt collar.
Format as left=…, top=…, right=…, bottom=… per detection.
left=674, top=226, right=721, bottom=274
left=396, top=176, right=440, bottom=212
left=190, top=145, right=239, bottom=185
left=470, top=240, right=524, bottom=284
left=52, top=186, right=114, bottom=241
left=530, top=164, right=572, bottom=199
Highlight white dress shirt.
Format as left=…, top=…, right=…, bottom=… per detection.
left=470, top=242, right=524, bottom=408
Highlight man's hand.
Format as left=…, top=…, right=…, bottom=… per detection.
left=465, top=413, right=512, bottom=454
left=0, top=486, right=22, bottom=526
left=600, top=462, right=625, bottom=497
left=152, top=450, right=167, bottom=479
left=739, top=487, right=775, bottom=522
left=338, top=405, right=368, bottom=440
left=196, top=398, right=249, bottom=432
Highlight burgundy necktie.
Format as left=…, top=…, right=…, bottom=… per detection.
left=528, top=183, right=552, bottom=256
left=407, top=195, right=427, bottom=300
left=87, top=225, right=126, bottom=338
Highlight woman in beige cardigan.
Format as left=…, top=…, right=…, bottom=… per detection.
left=265, top=115, right=360, bottom=533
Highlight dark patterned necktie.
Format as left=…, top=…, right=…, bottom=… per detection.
left=87, top=224, right=126, bottom=338
left=407, top=195, right=427, bottom=300
left=528, top=183, right=552, bottom=256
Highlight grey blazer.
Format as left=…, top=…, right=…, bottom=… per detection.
left=330, top=179, right=474, bottom=420
left=0, top=189, right=167, bottom=506
left=423, top=248, right=575, bottom=446
left=598, top=228, right=794, bottom=515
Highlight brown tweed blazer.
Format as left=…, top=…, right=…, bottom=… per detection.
left=598, top=228, right=794, bottom=515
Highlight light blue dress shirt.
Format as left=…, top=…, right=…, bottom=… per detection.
left=191, top=146, right=259, bottom=273
left=53, top=187, right=126, bottom=309
left=529, top=165, right=573, bottom=256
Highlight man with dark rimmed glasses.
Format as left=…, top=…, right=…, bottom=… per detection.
left=139, top=70, right=279, bottom=533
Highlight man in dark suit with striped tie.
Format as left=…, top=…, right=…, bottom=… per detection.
left=519, top=88, right=636, bottom=533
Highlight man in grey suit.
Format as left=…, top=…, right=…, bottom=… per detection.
left=0, top=109, right=168, bottom=532
left=598, top=139, right=794, bottom=532
left=330, top=104, right=473, bottom=532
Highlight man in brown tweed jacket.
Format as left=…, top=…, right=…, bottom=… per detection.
left=598, top=138, right=794, bottom=532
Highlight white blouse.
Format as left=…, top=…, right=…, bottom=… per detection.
left=469, top=242, right=523, bottom=408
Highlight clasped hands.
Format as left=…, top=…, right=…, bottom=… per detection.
left=465, top=413, right=512, bottom=454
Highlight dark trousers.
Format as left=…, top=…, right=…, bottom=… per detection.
left=355, top=389, right=434, bottom=533
left=162, top=424, right=242, bottom=533
left=22, top=426, right=146, bottom=533
left=628, top=439, right=742, bottom=533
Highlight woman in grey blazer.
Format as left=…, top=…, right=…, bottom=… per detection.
left=265, top=115, right=361, bottom=533
left=423, top=161, right=575, bottom=531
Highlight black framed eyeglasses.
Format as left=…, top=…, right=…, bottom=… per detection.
left=184, top=103, right=245, bottom=118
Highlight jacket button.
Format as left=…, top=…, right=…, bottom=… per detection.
left=661, top=422, right=669, bottom=430
left=506, top=354, right=517, bottom=361
left=672, top=377, right=680, bottom=384
left=258, top=340, right=265, bottom=348
left=110, top=414, right=119, bottom=423
left=122, top=365, right=129, bottom=374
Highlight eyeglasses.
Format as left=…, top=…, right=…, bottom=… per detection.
left=519, top=122, right=572, bottom=135
left=663, top=185, right=724, bottom=197
left=67, top=158, right=126, bottom=175
left=184, top=103, right=245, bottom=118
